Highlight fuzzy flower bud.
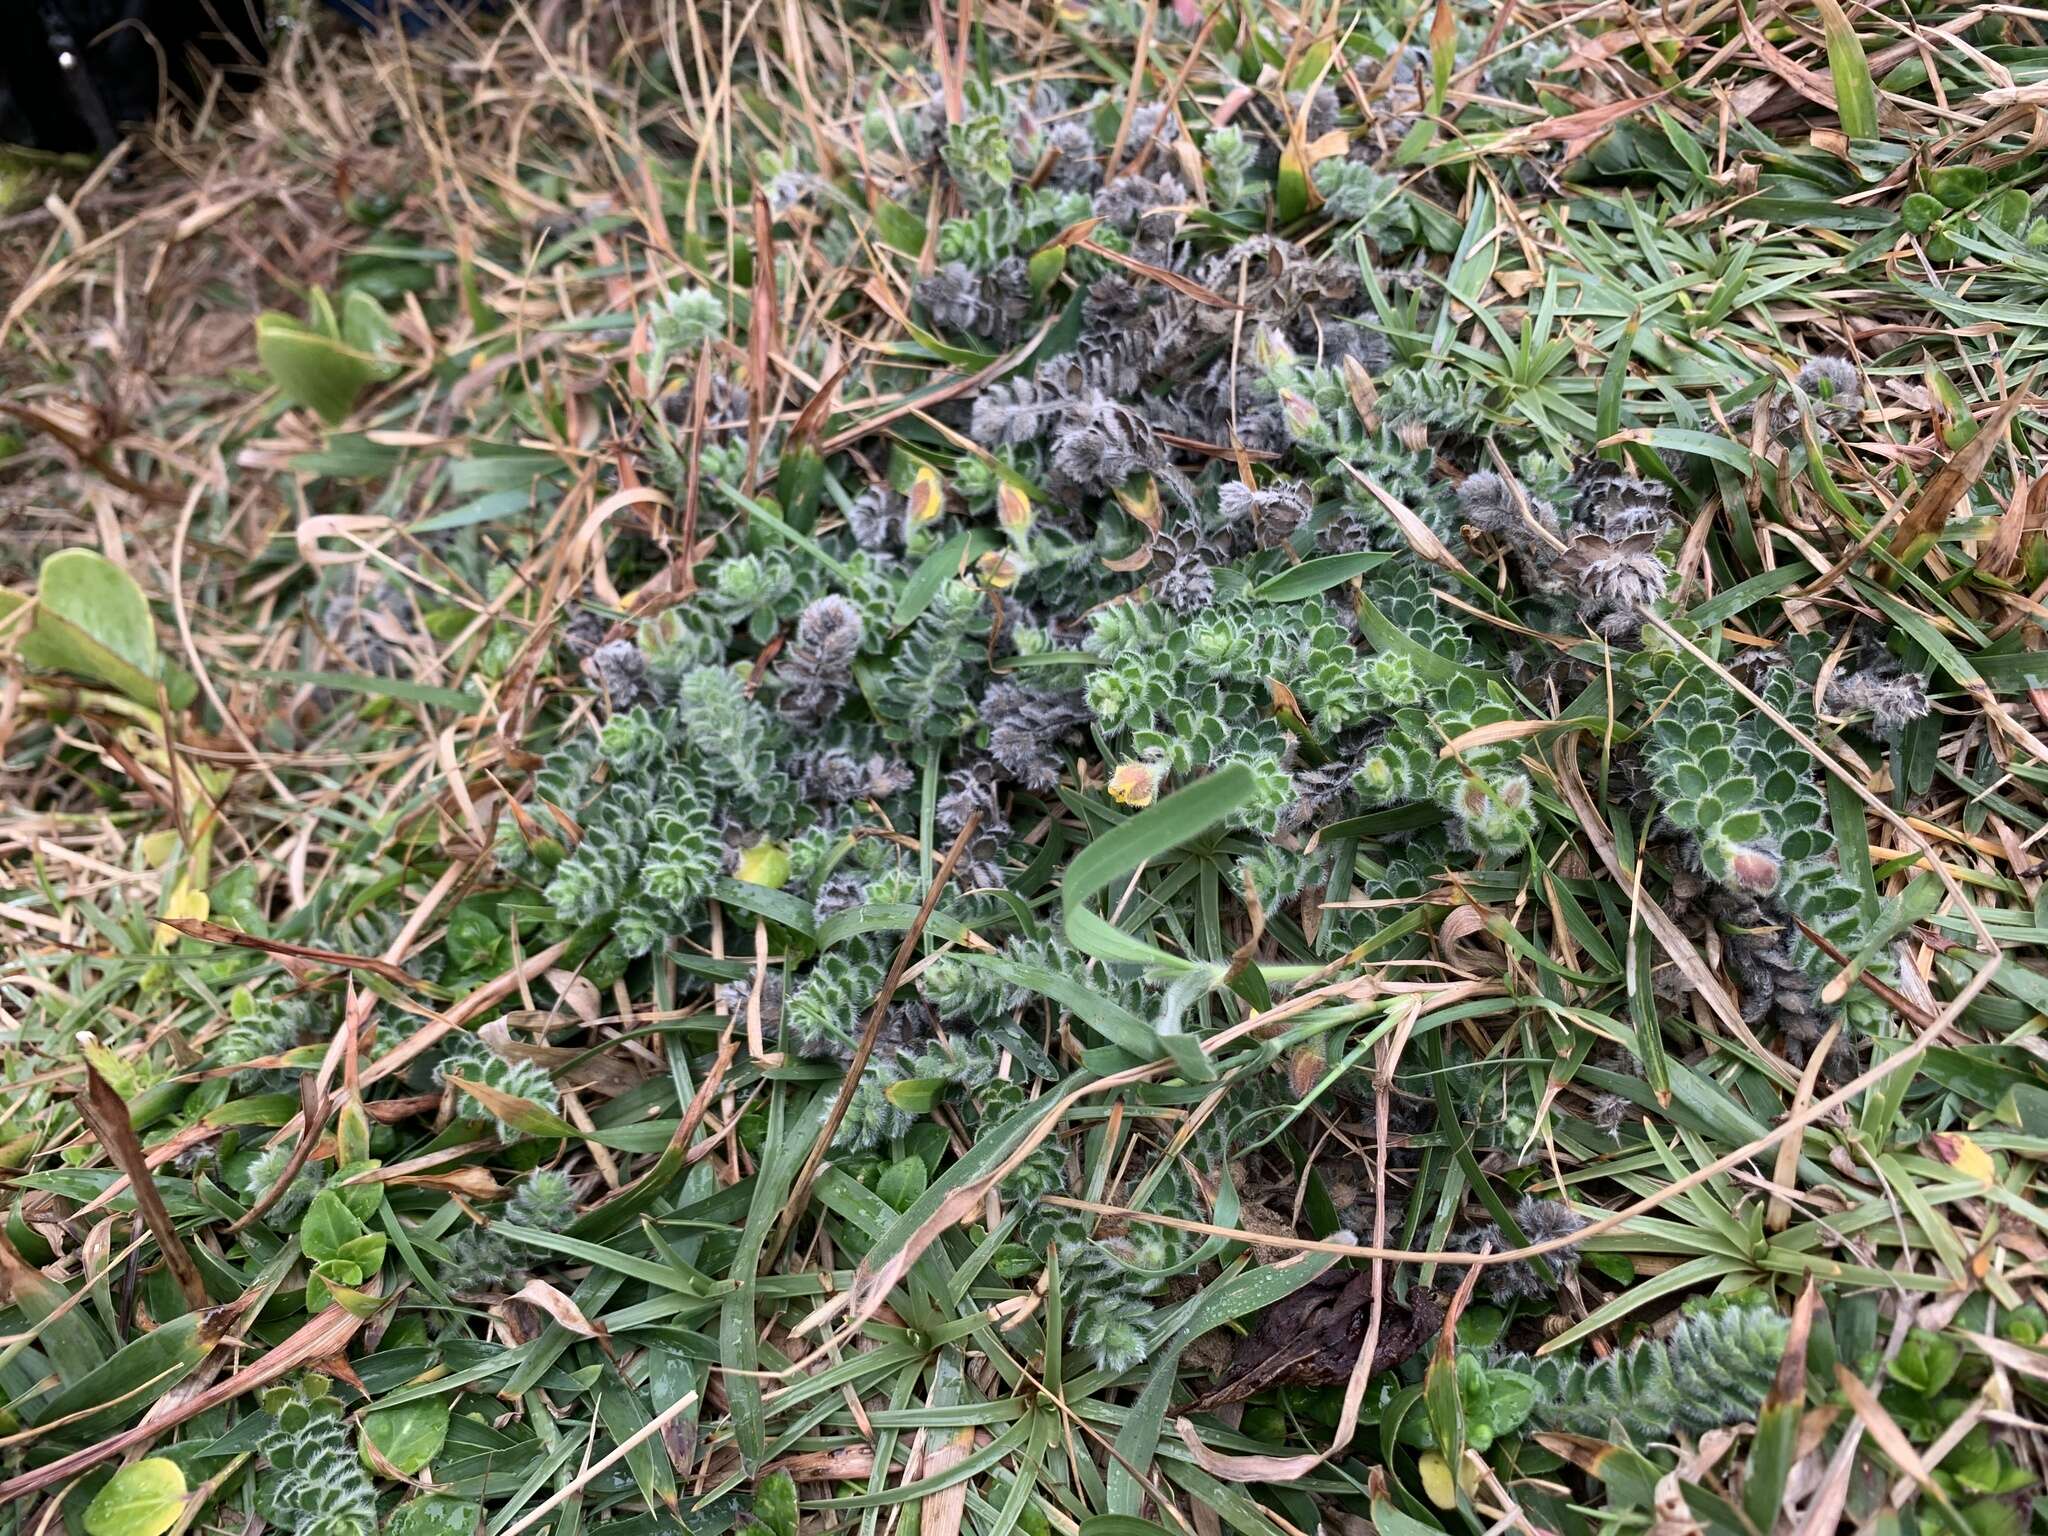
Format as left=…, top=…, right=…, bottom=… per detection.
left=996, top=481, right=1034, bottom=533
left=977, top=550, right=1024, bottom=590
left=1107, top=758, right=1167, bottom=807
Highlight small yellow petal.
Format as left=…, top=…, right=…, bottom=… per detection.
left=907, top=463, right=946, bottom=525
left=977, top=551, right=1022, bottom=590
left=1929, top=1131, right=1996, bottom=1184
left=1107, top=761, right=1162, bottom=807
left=1418, top=1451, right=1457, bottom=1510
left=997, top=481, right=1033, bottom=532
left=156, top=885, right=208, bottom=948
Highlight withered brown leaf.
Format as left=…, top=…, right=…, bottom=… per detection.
left=1178, top=1272, right=1444, bottom=1412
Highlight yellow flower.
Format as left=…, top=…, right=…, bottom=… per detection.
left=977, top=550, right=1023, bottom=590
left=997, top=480, right=1033, bottom=533
left=1107, top=760, right=1165, bottom=807
left=907, top=463, right=946, bottom=525
left=735, top=841, right=791, bottom=889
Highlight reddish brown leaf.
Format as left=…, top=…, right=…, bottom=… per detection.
left=159, top=919, right=423, bottom=988
left=77, top=1059, right=209, bottom=1311
left=1179, top=1274, right=1443, bottom=1412
left=783, top=359, right=852, bottom=458
left=1500, top=93, right=1667, bottom=164
left=745, top=193, right=778, bottom=490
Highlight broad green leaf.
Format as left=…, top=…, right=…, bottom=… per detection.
left=1585, top=1444, right=1663, bottom=1510
left=0, top=1241, right=107, bottom=1385
left=1602, top=426, right=1755, bottom=473
left=257, top=316, right=391, bottom=424
left=1926, top=166, right=1988, bottom=209
left=362, top=1395, right=451, bottom=1474
left=300, top=1191, right=365, bottom=1264
left=964, top=948, right=1158, bottom=1061
left=15, top=550, right=193, bottom=708
left=874, top=197, right=926, bottom=256
left=882, top=1078, right=947, bottom=1115
left=893, top=533, right=988, bottom=628
left=340, top=289, right=402, bottom=355
left=35, top=1310, right=214, bottom=1445
left=1275, top=148, right=1311, bottom=223
left=876, top=1155, right=931, bottom=1212
left=778, top=442, right=826, bottom=534
left=1354, top=594, right=1482, bottom=687
left=443, top=1074, right=580, bottom=1138
left=1900, top=192, right=1943, bottom=233
left=1028, top=244, right=1066, bottom=298
left=257, top=289, right=400, bottom=425
left=84, top=1459, right=186, bottom=1536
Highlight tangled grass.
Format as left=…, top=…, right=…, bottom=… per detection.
left=3, top=5, right=2047, bottom=1536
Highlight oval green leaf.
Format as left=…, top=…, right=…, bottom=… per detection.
left=84, top=1459, right=186, bottom=1536
left=362, top=1395, right=450, bottom=1475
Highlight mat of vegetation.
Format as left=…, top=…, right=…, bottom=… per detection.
left=4, top=5, right=2048, bottom=1536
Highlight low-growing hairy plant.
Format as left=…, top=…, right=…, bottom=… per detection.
left=442, top=1169, right=579, bottom=1292
left=5, top=5, right=2046, bottom=1536
left=255, top=1376, right=379, bottom=1536
left=218, top=985, right=315, bottom=1088
left=437, top=1038, right=561, bottom=1137
left=1502, top=1298, right=1791, bottom=1445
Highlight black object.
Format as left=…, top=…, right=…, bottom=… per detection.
left=0, top=0, right=269, bottom=155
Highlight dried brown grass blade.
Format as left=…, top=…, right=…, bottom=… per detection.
left=77, top=1058, right=210, bottom=1311
left=1341, top=466, right=1472, bottom=575
left=746, top=192, right=778, bottom=491
left=0, top=1293, right=378, bottom=1502
left=1889, top=388, right=2032, bottom=558
left=1500, top=93, right=1666, bottom=163
left=159, top=918, right=424, bottom=988
left=773, top=810, right=984, bottom=1255
left=917, top=1427, right=980, bottom=1536
left=1078, top=237, right=1239, bottom=309
left=1552, top=735, right=1797, bottom=1085
left=1833, top=1364, right=1953, bottom=1512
